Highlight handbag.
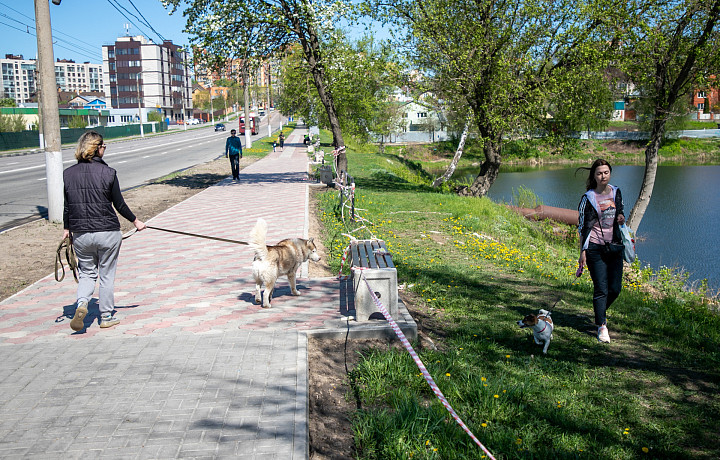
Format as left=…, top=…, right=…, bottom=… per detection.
left=600, top=220, right=624, bottom=256
left=619, top=224, right=636, bottom=263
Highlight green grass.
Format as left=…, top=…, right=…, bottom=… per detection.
left=315, top=138, right=720, bottom=459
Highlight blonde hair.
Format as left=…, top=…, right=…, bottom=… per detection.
left=75, top=131, right=103, bottom=161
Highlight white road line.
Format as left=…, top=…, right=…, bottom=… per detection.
left=37, top=177, right=46, bottom=181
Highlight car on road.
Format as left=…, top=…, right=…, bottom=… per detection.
left=214, top=123, right=226, bottom=131
left=189, top=118, right=201, bottom=125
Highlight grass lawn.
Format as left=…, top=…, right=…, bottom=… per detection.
left=312, top=135, right=720, bottom=459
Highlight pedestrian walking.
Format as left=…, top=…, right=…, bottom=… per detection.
left=577, top=159, right=625, bottom=343
left=278, top=132, right=285, bottom=150
left=63, top=131, right=146, bottom=331
left=225, top=129, right=243, bottom=180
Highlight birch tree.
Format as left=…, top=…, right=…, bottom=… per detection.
left=623, top=0, right=720, bottom=232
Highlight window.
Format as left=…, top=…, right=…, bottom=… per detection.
left=698, top=91, right=706, bottom=98
left=417, top=112, right=427, bottom=118
left=697, top=103, right=705, bottom=111
left=108, top=49, right=115, bottom=59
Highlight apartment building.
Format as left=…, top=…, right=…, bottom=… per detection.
left=0, top=54, right=103, bottom=105
left=102, top=35, right=192, bottom=123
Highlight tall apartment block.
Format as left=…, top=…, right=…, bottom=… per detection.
left=102, top=36, right=192, bottom=122
left=1, top=54, right=103, bottom=105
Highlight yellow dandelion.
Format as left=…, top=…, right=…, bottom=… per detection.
left=446, top=373, right=451, bottom=377
left=516, top=438, right=522, bottom=445
left=642, top=447, right=649, bottom=453
left=481, top=423, right=487, bottom=428
left=481, top=377, right=487, bottom=382
left=506, top=354, right=511, bottom=358
left=494, top=394, right=499, bottom=398
left=425, top=440, right=430, bottom=446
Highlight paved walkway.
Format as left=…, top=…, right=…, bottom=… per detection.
left=0, top=131, right=416, bottom=459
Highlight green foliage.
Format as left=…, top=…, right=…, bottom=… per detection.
left=68, top=115, right=87, bottom=129
left=511, top=186, right=543, bottom=208
left=0, top=98, right=16, bottom=107
left=0, top=113, right=26, bottom=132
left=147, top=111, right=163, bottom=123
left=277, top=36, right=401, bottom=143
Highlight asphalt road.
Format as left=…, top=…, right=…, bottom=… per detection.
left=0, top=112, right=285, bottom=232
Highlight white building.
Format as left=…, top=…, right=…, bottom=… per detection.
left=102, top=36, right=192, bottom=123
left=0, top=54, right=103, bottom=105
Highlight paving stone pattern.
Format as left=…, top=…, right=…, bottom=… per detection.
left=0, top=133, right=417, bottom=459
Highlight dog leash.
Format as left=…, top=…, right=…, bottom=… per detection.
left=124, top=225, right=249, bottom=245
left=55, top=237, right=78, bottom=283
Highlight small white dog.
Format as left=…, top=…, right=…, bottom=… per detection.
left=517, top=309, right=554, bottom=354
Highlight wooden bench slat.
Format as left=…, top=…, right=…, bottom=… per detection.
left=377, top=240, right=395, bottom=268
left=350, top=242, right=361, bottom=268
left=350, top=239, right=394, bottom=269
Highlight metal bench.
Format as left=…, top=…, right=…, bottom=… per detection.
left=350, top=239, right=398, bottom=321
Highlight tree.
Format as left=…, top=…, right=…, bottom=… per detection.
left=0, top=113, right=25, bottom=132
left=277, top=35, right=400, bottom=144
left=0, top=98, right=16, bottom=107
left=369, top=0, right=619, bottom=197
left=164, top=0, right=352, bottom=176
left=623, top=0, right=720, bottom=232
left=68, top=115, right=86, bottom=129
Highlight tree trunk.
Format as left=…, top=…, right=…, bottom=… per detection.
left=627, top=118, right=665, bottom=232
left=433, top=115, right=472, bottom=188
left=457, top=133, right=502, bottom=197
left=286, top=9, right=347, bottom=181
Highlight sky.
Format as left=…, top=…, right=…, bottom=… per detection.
left=0, top=0, right=191, bottom=63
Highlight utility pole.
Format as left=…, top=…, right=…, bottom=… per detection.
left=136, top=72, right=144, bottom=137
left=34, top=0, right=63, bottom=223
left=181, top=47, right=187, bottom=131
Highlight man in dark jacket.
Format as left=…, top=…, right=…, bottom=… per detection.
left=225, top=129, right=243, bottom=180
left=63, top=131, right=145, bottom=331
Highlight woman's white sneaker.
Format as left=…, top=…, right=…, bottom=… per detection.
left=597, top=324, right=611, bottom=343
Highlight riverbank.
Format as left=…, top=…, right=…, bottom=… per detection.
left=312, top=134, right=720, bottom=458
left=401, top=136, right=720, bottom=172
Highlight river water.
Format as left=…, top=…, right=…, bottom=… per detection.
left=473, top=164, right=720, bottom=290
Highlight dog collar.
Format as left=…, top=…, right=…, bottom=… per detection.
left=538, top=323, right=547, bottom=333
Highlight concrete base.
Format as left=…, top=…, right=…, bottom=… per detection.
left=353, top=267, right=398, bottom=321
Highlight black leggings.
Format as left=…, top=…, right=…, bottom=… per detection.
left=585, top=242, right=623, bottom=326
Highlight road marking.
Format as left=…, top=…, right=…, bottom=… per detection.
left=117, top=160, right=127, bottom=164
left=142, top=155, right=151, bottom=158
left=37, top=177, right=46, bottom=181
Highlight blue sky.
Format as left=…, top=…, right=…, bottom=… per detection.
left=0, top=0, right=190, bottom=63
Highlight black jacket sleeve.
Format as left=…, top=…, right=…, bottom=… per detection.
left=110, top=174, right=136, bottom=223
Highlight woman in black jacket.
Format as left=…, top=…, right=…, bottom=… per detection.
left=577, top=159, right=625, bottom=343
left=63, top=131, right=145, bottom=331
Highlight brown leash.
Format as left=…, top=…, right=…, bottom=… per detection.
left=55, top=237, right=78, bottom=283
left=56, top=226, right=249, bottom=283
left=142, top=225, right=249, bottom=245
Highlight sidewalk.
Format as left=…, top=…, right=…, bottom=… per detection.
left=0, top=130, right=416, bottom=459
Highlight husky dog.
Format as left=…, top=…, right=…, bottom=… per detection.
left=517, top=309, right=554, bottom=354
left=249, top=218, right=320, bottom=308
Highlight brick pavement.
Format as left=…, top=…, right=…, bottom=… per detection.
left=0, top=130, right=416, bottom=459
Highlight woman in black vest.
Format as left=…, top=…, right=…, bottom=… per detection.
left=63, top=131, right=146, bottom=331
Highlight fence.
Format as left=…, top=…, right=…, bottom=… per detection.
left=0, top=122, right=167, bottom=152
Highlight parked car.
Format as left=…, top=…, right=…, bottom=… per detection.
left=214, top=123, right=226, bottom=131
left=189, top=118, right=201, bottom=125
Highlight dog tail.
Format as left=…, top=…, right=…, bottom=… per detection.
left=249, top=218, right=268, bottom=260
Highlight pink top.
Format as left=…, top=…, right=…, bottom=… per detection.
left=589, top=191, right=616, bottom=245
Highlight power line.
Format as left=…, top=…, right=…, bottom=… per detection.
left=0, top=20, right=102, bottom=63
left=0, top=2, right=102, bottom=57
left=125, top=0, right=166, bottom=42
left=106, top=0, right=157, bottom=43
